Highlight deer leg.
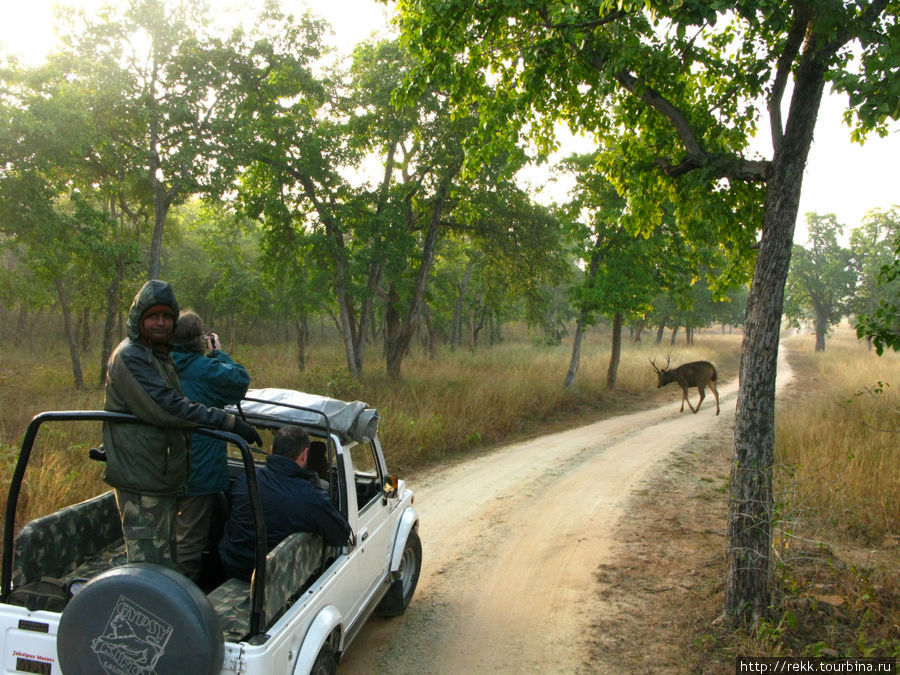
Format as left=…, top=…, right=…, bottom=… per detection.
left=694, top=384, right=705, bottom=413
left=682, top=385, right=696, bottom=413
left=709, top=380, right=720, bottom=415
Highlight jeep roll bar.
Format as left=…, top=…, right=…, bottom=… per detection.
left=1, top=411, right=270, bottom=637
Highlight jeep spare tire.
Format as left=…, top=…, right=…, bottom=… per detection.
left=57, top=563, right=224, bottom=674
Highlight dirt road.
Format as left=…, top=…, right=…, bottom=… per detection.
left=340, top=361, right=791, bottom=673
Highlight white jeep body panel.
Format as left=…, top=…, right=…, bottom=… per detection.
left=0, top=393, right=418, bottom=675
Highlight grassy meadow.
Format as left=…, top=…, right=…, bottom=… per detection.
left=763, top=323, right=900, bottom=659
left=1, top=323, right=741, bottom=537
left=3, top=319, right=897, bottom=565
left=776, top=324, right=900, bottom=545
left=2, top=318, right=898, bottom=658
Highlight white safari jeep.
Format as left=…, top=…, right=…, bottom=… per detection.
left=0, top=388, right=420, bottom=674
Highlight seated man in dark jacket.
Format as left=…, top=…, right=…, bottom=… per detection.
left=218, top=426, right=352, bottom=581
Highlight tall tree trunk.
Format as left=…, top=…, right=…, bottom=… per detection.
left=384, top=171, right=454, bottom=379
left=56, top=278, right=84, bottom=390
left=384, top=285, right=404, bottom=377
left=566, top=234, right=603, bottom=388
left=606, top=312, right=623, bottom=389
left=632, top=317, right=646, bottom=344
left=814, top=307, right=827, bottom=351
left=148, top=191, right=175, bottom=280
left=490, top=315, right=502, bottom=345
left=725, top=47, right=827, bottom=624
left=100, top=256, right=126, bottom=386
left=564, top=315, right=587, bottom=389
left=471, top=305, right=487, bottom=350
left=147, top=105, right=179, bottom=281
left=655, top=323, right=665, bottom=345
left=77, top=308, right=91, bottom=353
left=422, top=302, right=438, bottom=359
left=670, top=325, right=679, bottom=345
left=451, top=262, right=473, bottom=351
left=336, top=272, right=362, bottom=378
left=295, top=317, right=308, bottom=372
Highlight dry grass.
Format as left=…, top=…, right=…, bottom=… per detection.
left=763, top=323, right=900, bottom=661
left=777, top=324, right=900, bottom=544
left=1, top=325, right=742, bottom=537
left=591, top=323, right=899, bottom=670
left=236, top=329, right=743, bottom=472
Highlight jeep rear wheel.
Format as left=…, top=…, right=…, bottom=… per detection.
left=311, top=635, right=338, bottom=675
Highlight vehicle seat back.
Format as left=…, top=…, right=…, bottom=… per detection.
left=12, top=490, right=123, bottom=588
left=255, top=531, right=323, bottom=626
left=209, top=530, right=324, bottom=640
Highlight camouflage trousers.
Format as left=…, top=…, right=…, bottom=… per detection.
left=176, top=494, right=216, bottom=582
left=114, top=489, right=180, bottom=572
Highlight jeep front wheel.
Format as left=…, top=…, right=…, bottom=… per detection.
left=397, top=529, right=422, bottom=609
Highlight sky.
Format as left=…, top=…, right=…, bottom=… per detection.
left=2, top=0, right=897, bottom=244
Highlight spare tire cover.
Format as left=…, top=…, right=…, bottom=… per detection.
left=57, top=563, right=224, bottom=675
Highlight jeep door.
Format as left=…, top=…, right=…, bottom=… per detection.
left=343, top=439, right=393, bottom=625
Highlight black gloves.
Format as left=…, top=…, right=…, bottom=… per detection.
left=232, top=417, right=262, bottom=446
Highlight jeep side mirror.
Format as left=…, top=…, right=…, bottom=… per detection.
left=382, top=474, right=399, bottom=504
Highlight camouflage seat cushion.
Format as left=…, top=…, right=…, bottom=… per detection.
left=208, top=531, right=324, bottom=642
left=65, top=541, right=128, bottom=582
left=207, top=577, right=251, bottom=642
left=12, top=490, right=124, bottom=588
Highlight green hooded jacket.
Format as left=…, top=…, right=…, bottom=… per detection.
left=102, top=280, right=237, bottom=495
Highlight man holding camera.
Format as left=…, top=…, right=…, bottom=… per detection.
left=102, top=280, right=262, bottom=571
left=170, top=310, right=251, bottom=581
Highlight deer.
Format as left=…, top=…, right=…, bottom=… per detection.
left=649, top=355, right=720, bottom=415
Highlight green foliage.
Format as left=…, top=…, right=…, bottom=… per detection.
left=392, top=0, right=768, bottom=257
left=852, top=208, right=900, bottom=354
left=1, top=4, right=575, bottom=379
left=392, top=0, right=899, bottom=624
left=556, top=152, right=744, bottom=335
left=784, top=214, right=855, bottom=350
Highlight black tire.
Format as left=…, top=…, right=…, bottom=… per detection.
left=375, top=528, right=422, bottom=617
left=311, top=636, right=338, bottom=675
left=57, top=563, right=224, bottom=675
left=397, top=528, right=422, bottom=609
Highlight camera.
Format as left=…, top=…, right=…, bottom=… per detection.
left=203, top=331, right=220, bottom=352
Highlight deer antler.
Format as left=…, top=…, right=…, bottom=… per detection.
left=649, top=357, right=661, bottom=374
left=664, top=354, right=671, bottom=370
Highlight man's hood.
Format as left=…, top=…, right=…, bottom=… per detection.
left=126, top=280, right=180, bottom=341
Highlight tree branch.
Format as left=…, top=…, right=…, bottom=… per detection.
left=656, top=154, right=770, bottom=182
left=540, top=10, right=627, bottom=32
left=826, top=0, right=888, bottom=57
left=582, top=46, right=770, bottom=183
left=769, top=3, right=813, bottom=155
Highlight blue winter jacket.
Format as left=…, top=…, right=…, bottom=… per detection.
left=171, top=347, right=250, bottom=496
left=218, top=453, right=352, bottom=581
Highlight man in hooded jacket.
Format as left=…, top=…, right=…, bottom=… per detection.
left=103, top=280, right=262, bottom=570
